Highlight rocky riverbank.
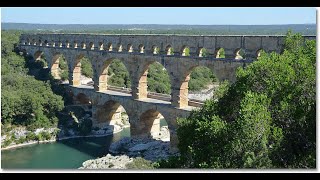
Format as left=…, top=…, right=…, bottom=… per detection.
left=80, top=126, right=179, bottom=169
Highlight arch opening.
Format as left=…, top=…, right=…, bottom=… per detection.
left=89, top=42, right=95, bottom=50
left=127, top=44, right=133, bottom=53
left=66, top=41, right=70, bottom=48
left=72, top=55, right=94, bottom=86
left=256, top=49, right=264, bottom=60
left=94, top=100, right=130, bottom=133
left=176, top=66, right=219, bottom=108
left=117, top=44, right=123, bottom=52
left=81, top=42, right=86, bottom=49
left=74, top=41, right=78, bottom=48
left=152, top=46, right=160, bottom=55
left=235, top=48, right=246, bottom=60
left=51, top=54, right=69, bottom=81
left=139, top=44, right=145, bottom=53
left=198, top=48, right=209, bottom=57
left=98, top=42, right=104, bottom=50
left=74, top=93, right=91, bottom=105
left=44, top=40, right=49, bottom=46
left=107, top=43, right=113, bottom=51
left=181, top=46, right=190, bottom=56
left=98, top=59, right=131, bottom=92
left=166, top=45, right=174, bottom=55
left=136, top=109, right=170, bottom=141
left=215, top=48, right=225, bottom=58
left=137, top=61, right=171, bottom=100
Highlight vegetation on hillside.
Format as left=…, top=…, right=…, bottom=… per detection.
left=158, top=31, right=316, bottom=168
left=1, top=30, right=65, bottom=131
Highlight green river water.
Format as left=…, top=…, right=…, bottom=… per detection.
left=1, top=120, right=168, bottom=169
left=1, top=128, right=130, bottom=169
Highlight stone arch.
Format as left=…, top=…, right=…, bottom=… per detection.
left=94, top=100, right=129, bottom=128
left=51, top=53, right=69, bottom=80
left=198, top=47, right=209, bottom=57
left=81, top=42, right=86, bottom=49
left=173, top=65, right=218, bottom=108
left=127, top=44, right=133, bottom=53
left=38, top=40, right=42, bottom=46
left=215, top=47, right=225, bottom=58
left=133, top=109, right=170, bottom=140
left=256, top=49, right=264, bottom=59
left=52, top=41, right=56, bottom=47
left=136, top=61, right=172, bottom=99
left=117, top=44, right=123, bottom=52
left=152, top=45, right=160, bottom=55
left=74, top=41, right=78, bottom=48
left=181, top=46, right=190, bottom=56
left=74, top=93, right=91, bottom=105
left=58, top=41, right=62, bottom=48
left=98, top=42, right=104, bottom=50
left=89, top=42, right=95, bottom=50
left=97, top=58, right=132, bottom=92
left=166, top=45, right=174, bottom=55
left=107, top=43, right=113, bottom=51
left=66, top=40, right=70, bottom=48
left=139, top=44, right=145, bottom=53
left=235, top=48, right=245, bottom=60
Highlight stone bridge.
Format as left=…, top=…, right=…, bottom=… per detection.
left=18, top=33, right=315, bottom=148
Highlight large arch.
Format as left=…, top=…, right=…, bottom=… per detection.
left=174, top=65, right=218, bottom=108
left=132, top=109, right=170, bottom=141
left=70, top=54, right=94, bottom=86
left=136, top=61, right=172, bottom=100
left=94, top=100, right=129, bottom=129
left=51, top=53, right=69, bottom=81
left=96, top=58, right=132, bottom=92
left=73, top=93, right=91, bottom=105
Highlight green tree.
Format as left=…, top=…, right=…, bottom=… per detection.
left=161, top=31, right=316, bottom=168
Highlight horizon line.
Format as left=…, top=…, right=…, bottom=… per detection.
left=2, top=22, right=316, bottom=26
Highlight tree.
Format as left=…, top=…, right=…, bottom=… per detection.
left=160, top=31, right=316, bottom=168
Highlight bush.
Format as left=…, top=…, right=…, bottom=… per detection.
left=126, top=157, right=155, bottom=169
left=26, top=132, right=37, bottom=141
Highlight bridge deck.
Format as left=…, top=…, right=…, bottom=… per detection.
left=75, top=85, right=197, bottom=111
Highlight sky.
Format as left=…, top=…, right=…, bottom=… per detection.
left=1, top=7, right=316, bottom=25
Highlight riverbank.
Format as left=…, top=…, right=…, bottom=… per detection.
left=1, top=125, right=128, bottom=151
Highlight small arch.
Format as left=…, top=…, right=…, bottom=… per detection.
left=137, top=109, right=170, bottom=140
left=118, top=44, right=123, bottom=52
left=139, top=44, right=145, bottom=53
left=44, top=40, right=49, bottom=46
left=235, top=48, right=245, bottom=60
left=181, top=46, right=190, bottom=56
left=152, top=46, right=160, bottom=55
left=38, top=40, right=42, bottom=46
left=66, top=40, right=70, bottom=48
left=215, top=48, right=225, bottom=58
left=198, top=47, right=209, bottom=57
left=32, top=39, right=36, bottom=45
left=99, top=42, right=104, bottom=50
left=58, top=41, right=63, bottom=48
left=74, top=41, right=78, bottom=48
left=107, top=43, right=113, bottom=51
left=127, top=44, right=133, bottom=53
left=166, top=45, right=174, bottom=55
left=27, top=38, right=31, bottom=45
left=81, top=42, right=86, bottom=49
left=256, top=49, right=264, bottom=59
left=89, top=42, right=95, bottom=50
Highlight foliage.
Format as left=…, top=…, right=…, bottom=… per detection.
left=59, top=56, right=69, bottom=80
left=217, top=48, right=225, bottom=58
left=147, top=62, right=171, bottom=94
left=1, top=30, right=65, bottom=133
left=164, top=32, right=316, bottom=168
left=81, top=57, right=93, bottom=78
left=126, top=157, right=155, bottom=169
left=189, top=66, right=217, bottom=91
left=108, top=59, right=131, bottom=88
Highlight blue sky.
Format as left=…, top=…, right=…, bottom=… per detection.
left=1, top=7, right=316, bottom=25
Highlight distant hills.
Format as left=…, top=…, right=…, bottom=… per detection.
left=1, top=22, right=316, bottom=35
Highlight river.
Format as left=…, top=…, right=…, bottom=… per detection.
left=1, top=120, right=168, bottom=169
left=1, top=128, right=130, bottom=169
